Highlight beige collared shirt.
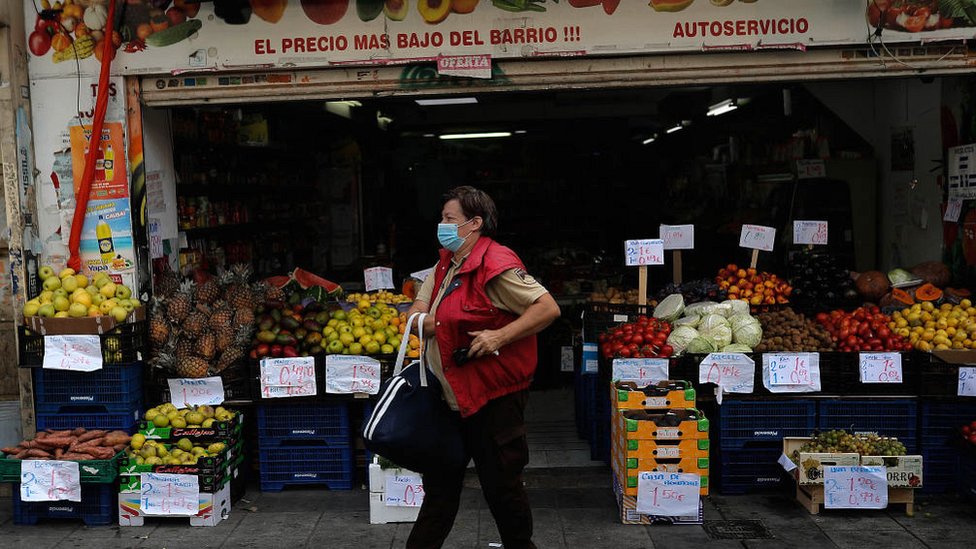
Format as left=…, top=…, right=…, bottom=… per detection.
left=415, top=256, right=548, bottom=410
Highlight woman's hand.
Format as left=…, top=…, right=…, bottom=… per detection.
left=467, top=329, right=506, bottom=358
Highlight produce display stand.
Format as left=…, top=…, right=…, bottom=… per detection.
left=794, top=484, right=915, bottom=517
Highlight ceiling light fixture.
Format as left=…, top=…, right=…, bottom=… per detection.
left=707, top=99, right=738, bottom=117
left=666, top=124, right=683, bottom=134
left=416, top=97, right=479, bottom=106
left=439, top=131, right=512, bottom=140
left=514, top=130, right=527, bottom=134
left=642, top=136, right=657, bottom=145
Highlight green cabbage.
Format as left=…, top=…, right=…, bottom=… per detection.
left=733, top=321, right=763, bottom=348
left=698, top=314, right=730, bottom=333
left=685, top=301, right=719, bottom=317
left=686, top=336, right=717, bottom=354
left=654, top=294, right=685, bottom=322
left=674, top=315, right=700, bottom=328
left=724, top=300, right=750, bottom=317
left=701, top=325, right=733, bottom=349
left=721, top=343, right=753, bottom=353
left=730, top=313, right=758, bottom=331
left=666, top=326, right=700, bottom=355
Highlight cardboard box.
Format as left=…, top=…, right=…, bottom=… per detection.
left=612, top=381, right=696, bottom=411
left=27, top=307, right=146, bottom=335
left=859, top=455, right=923, bottom=488
left=931, top=349, right=976, bottom=364
left=118, top=481, right=230, bottom=527
left=614, top=437, right=710, bottom=460
left=783, top=437, right=862, bottom=485
left=615, top=455, right=710, bottom=475
left=612, top=455, right=710, bottom=497
left=368, top=462, right=420, bottom=524
left=619, top=409, right=709, bottom=441
left=612, top=472, right=703, bottom=525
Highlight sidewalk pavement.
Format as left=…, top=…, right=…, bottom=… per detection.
left=0, top=467, right=973, bottom=549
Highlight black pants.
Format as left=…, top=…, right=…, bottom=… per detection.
left=406, top=390, right=535, bottom=549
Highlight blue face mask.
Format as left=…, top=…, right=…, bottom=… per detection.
left=437, top=219, right=474, bottom=252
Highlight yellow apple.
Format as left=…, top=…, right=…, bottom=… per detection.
left=58, top=267, right=76, bottom=279
left=100, top=282, right=117, bottom=298
left=52, top=296, right=70, bottom=312
left=68, top=302, right=88, bottom=318
left=74, top=274, right=89, bottom=289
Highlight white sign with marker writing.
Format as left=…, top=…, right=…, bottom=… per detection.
left=612, top=358, right=669, bottom=386
left=260, top=357, right=318, bottom=398
left=699, top=353, right=755, bottom=394
left=660, top=225, right=695, bottom=250
left=762, top=353, right=821, bottom=392
left=168, top=377, right=225, bottom=407
left=364, top=266, right=395, bottom=292
left=859, top=353, right=903, bottom=384
left=739, top=225, right=776, bottom=252
left=410, top=267, right=435, bottom=283
left=960, top=367, right=976, bottom=397
left=20, top=460, right=81, bottom=502
left=384, top=471, right=425, bottom=507
left=796, top=159, right=827, bottom=180
left=824, top=466, right=888, bottom=509
left=140, top=473, right=199, bottom=516
left=326, top=355, right=382, bottom=395
left=945, top=198, right=964, bottom=223
left=624, top=239, right=665, bottom=266
left=793, top=220, right=829, bottom=246
left=42, top=335, right=103, bottom=372
left=636, top=472, right=700, bottom=517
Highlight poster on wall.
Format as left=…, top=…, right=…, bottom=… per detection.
left=24, top=1, right=954, bottom=80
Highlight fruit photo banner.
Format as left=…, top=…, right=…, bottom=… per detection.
left=25, top=1, right=966, bottom=79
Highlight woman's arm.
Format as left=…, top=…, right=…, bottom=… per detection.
left=405, top=300, right=437, bottom=338
left=466, top=293, right=561, bottom=358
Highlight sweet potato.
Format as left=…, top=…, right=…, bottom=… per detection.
left=71, top=427, right=87, bottom=436
left=88, top=447, right=116, bottom=459
left=38, top=436, right=74, bottom=448
left=12, top=449, right=28, bottom=459
left=112, top=444, right=127, bottom=452
left=1, top=446, right=19, bottom=455
left=104, top=431, right=131, bottom=446
left=54, top=448, right=64, bottom=459
left=60, top=453, right=94, bottom=460
left=25, top=449, right=52, bottom=458
left=45, top=429, right=72, bottom=437
left=74, top=437, right=105, bottom=449
left=76, top=430, right=107, bottom=443
left=34, top=431, right=48, bottom=440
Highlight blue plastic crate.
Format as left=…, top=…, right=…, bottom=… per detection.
left=718, top=400, right=816, bottom=449
left=36, top=402, right=141, bottom=433
left=33, top=361, right=143, bottom=415
left=719, top=446, right=788, bottom=495
left=257, top=402, right=350, bottom=447
left=258, top=445, right=353, bottom=491
left=920, top=400, right=976, bottom=448
left=919, top=447, right=961, bottom=494
left=961, top=452, right=976, bottom=503
left=12, top=482, right=117, bottom=526
left=817, top=399, right=917, bottom=451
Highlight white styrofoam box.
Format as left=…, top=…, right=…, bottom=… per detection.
left=0, top=401, right=22, bottom=450
left=119, top=482, right=230, bottom=527
left=369, top=492, right=420, bottom=524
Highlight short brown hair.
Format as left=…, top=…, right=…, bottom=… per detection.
left=443, top=186, right=498, bottom=236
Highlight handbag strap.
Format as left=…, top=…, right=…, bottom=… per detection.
left=393, top=312, right=431, bottom=388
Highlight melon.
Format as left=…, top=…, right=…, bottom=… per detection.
left=855, top=271, right=890, bottom=302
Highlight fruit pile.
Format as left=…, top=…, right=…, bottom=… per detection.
left=590, top=287, right=644, bottom=305
left=893, top=299, right=976, bottom=352
left=754, top=308, right=835, bottom=352
left=149, top=265, right=263, bottom=378
left=126, top=437, right=226, bottom=467
left=323, top=304, right=416, bottom=357
left=253, top=298, right=331, bottom=359
left=346, top=291, right=412, bottom=306
left=960, top=420, right=976, bottom=446
left=814, top=306, right=912, bottom=352
left=598, top=317, right=673, bottom=359
left=797, top=430, right=908, bottom=456
left=655, top=279, right=727, bottom=305
left=715, top=264, right=791, bottom=305
left=142, top=402, right=236, bottom=430
left=1, top=428, right=130, bottom=460
left=24, top=266, right=139, bottom=321
left=788, top=252, right=858, bottom=308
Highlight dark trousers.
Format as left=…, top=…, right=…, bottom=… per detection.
left=406, top=390, right=535, bottom=549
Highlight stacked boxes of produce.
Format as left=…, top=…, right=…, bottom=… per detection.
left=610, top=380, right=707, bottom=524
left=1, top=429, right=130, bottom=525
left=118, top=403, right=242, bottom=526
left=256, top=402, right=353, bottom=491
left=716, top=400, right=816, bottom=494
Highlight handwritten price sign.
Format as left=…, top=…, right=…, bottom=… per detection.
left=960, top=366, right=976, bottom=397
left=168, top=377, right=225, bottom=407
left=612, top=358, right=669, bottom=386
left=624, top=239, right=665, bottom=266
left=20, top=460, right=81, bottom=502
left=739, top=224, right=776, bottom=252
left=859, top=353, right=903, bottom=384
left=384, top=471, right=425, bottom=507
left=260, top=357, right=318, bottom=398
left=796, top=158, right=827, bottom=180
left=824, top=466, right=888, bottom=509
left=793, top=220, right=829, bottom=246
left=636, top=472, right=700, bottom=517
left=364, top=266, right=395, bottom=292
left=699, top=353, right=755, bottom=394
left=659, top=225, right=695, bottom=250
left=140, top=472, right=199, bottom=516
left=944, top=198, right=963, bottom=223
left=410, top=267, right=435, bottom=283
left=43, top=335, right=102, bottom=372
left=763, top=353, right=821, bottom=392
left=326, top=355, right=382, bottom=395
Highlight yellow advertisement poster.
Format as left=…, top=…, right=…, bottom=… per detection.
left=69, top=121, right=129, bottom=200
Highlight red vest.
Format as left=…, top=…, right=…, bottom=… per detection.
left=432, top=237, right=538, bottom=418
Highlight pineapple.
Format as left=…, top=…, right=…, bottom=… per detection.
left=224, top=264, right=256, bottom=311
left=177, top=356, right=211, bottom=378
left=166, top=281, right=195, bottom=323
left=175, top=337, right=196, bottom=364
left=215, top=325, right=236, bottom=352
left=213, top=347, right=244, bottom=373
left=149, top=311, right=170, bottom=348
left=209, top=303, right=234, bottom=333
left=261, top=281, right=286, bottom=303
left=233, top=308, right=255, bottom=329
left=154, top=269, right=181, bottom=300
left=183, top=309, right=208, bottom=339
left=195, top=278, right=221, bottom=305
left=198, top=331, right=217, bottom=361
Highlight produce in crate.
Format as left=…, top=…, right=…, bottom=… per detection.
left=715, top=264, right=791, bottom=305
left=893, top=299, right=976, bottom=351
left=142, top=402, right=236, bottom=429
left=1, top=428, right=130, bottom=460
left=754, top=308, right=835, bottom=352
left=662, top=297, right=762, bottom=355
left=346, top=291, right=412, bottom=305
left=795, top=430, right=907, bottom=456
left=598, top=316, right=673, bottom=359
left=788, top=252, right=858, bottom=307
left=814, top=306, right=912, bottom=352
left=124, top=438, right=227, bottom=466
left=23, top=266, right=140, bottom=321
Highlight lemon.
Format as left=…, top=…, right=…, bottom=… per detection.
left=152, top=414, right=170, bottom=428
left=130, top=433, right=146, bottom=450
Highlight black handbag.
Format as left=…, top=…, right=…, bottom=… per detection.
left=362, top=313, right=466, bottom=474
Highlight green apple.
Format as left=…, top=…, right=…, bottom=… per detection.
left=68, top=302, right=88, bottom=318
left=37, top=266, right=55, bottom=281
left=99, top=299, right=116, bottom=315
left=119, top=299, right=135, bottom=313
left=94, top=275, right=110, bottom=289
left=327, top=339, right=343, bottom=353
left=110, top=306, right=128, bottom=322
left=52, top=296, right=70, bottom=312
left=23, top=302, right=40, bottom=317
left=349, top=342, right=363, bottom=355
left=74, top=274, right=89, bottom=289
left=37, top=303, right=56, bottom=317
left=100, top=282, right=117, bottom=298
left=42, top=276, right=61, bottom=292
left=92, top=293, right=106, bottom=306
left=54, top=311, right=70, bottom=318
left=38, top=290, right=54, bottom=304
left=86, top=285, right=98, bottom=296
left=61, top=275, right=78, bottom=293
left=58, top=268, right=76, bottom=280
left=115, top=284, right=132, bottom=300
left=53, top=288, right=68, bottom=300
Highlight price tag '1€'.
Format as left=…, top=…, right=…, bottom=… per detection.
left=20, top=460, right=81, bottom=502
left=384, top=471, right=425, bottom=507
left=140, top=472, right=199, bottom=516
left=793, top=220, right=829, bottom=246
left=739, top=224, right=776, bottom=252
left=636, top=472, right=701, bottom=517
left=624, top=239, right=665, bottom=266
left=260, top=357, right=318, bottom=398
left=859, top=353, right=903, bottom=384
left=364, top=266, right=395, bottom=293
left=762, top=353, right=821, bottom=392
left=168, top=376, right=225, bottom=407
left=823, top=466, right=888, bottom=509
left=612, top=358, right=669, bottom=385
left=43, top=335, right=103, bottom=372
left=326, top=355, right=382, bottom=395
left=659, top=225, right=694, bottom=250
left=960, top=366, right=976, bottom=397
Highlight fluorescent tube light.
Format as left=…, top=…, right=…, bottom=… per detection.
left=707, top=99, right=738, bottom=117
left=416, top=97, right=479, bottom=106
left=642, top=136, right=656, bottom=145
left=514, top=130, right=527, bottom=134
left=439, top=132, right=512, bottom=140
left=666, top=125, right=683, bottom=134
